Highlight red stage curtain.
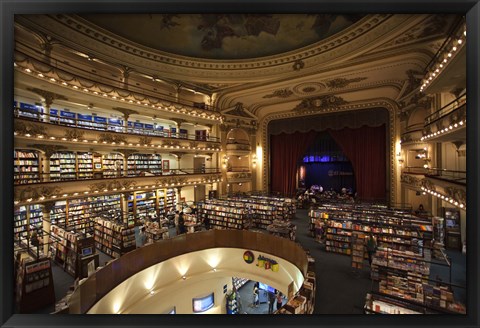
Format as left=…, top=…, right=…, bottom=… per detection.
left=328, top=125, right=386, bottom=201
left=270, top=130, right=317, bottom=196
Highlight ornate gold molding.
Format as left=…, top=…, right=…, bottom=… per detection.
left=98, top=132, right=127, bottom=143
left=14, top=120, right=47, bottom=136
left=260, top=98, right=398, bottom=204
left=88, top=180, right=136, bottom=193
left=14, top=185, right=62, bottom=202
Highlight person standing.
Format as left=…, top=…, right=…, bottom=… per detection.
left=276, top=291, right=283, bottom=310
left=252, top=284, right=259, bottom=308
left=174, top=211, right=180, bottom=235
left=138, top=226, right=147, bottom=247
left=365, top=233, right=378, bottom=265
left=268, top=290, right=276, bottom=314
left=178, top=211, right=186, bottom=234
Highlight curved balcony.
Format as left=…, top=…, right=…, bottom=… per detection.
left=14, top=117, right=221, bottom=154
left=400, top=123, right=424, bottom=145
left=15, top=109, right=220, bottom=142
left=14, top=48, right=221, bottom=118
left=425, top=168, right=466, bottom=186
left=420, top=94, right=466, bottom=143
left=14, top=168, right=221, bottom=185
left=67, top=230, right=309, bottom=314
left=13, top=170, right=223, bottom=206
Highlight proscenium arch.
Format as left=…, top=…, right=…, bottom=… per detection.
left=259, top=98, right=400, bottom=205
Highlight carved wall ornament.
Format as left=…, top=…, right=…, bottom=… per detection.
left=400, top=173, right=421, bottom=186
left=88, top=179, right=136, bottom=193
left=64, top=128, right=85, bottom=140
left=420, top=178, right=435, bottom=191
left=263, top=89, right=294, bottom=99
left=445, top=186, right=466, bottom=203
left=98, top=132, right=127, bottom=143
left=292, top=59, right=305, bottom=71
left=26, top=87, right=68, bottom=107
left=402, top=69, right=423, bottom=96
left=162, top=140, right=180, bottom=147
left=325, top=77, right=367, bottom=89
left=293, top=95, right=349, bottom=112
left=14, top=120, right=47, bottom=136
left=15, top=185, right=62, bottom=202
left=138, top=136, right=152, bottom=145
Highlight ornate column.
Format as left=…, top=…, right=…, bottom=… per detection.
left=41, top=201, right=56, bottom=255
left=171, top=152, right=186, bottom=171
left=113, top=107, right=139, bottom=133
left=114, top=149, right=138, bottom=176
left=27, top=88, right=67, bottom=123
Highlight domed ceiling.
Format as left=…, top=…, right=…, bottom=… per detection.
left=78, top=14, right=365, bottom=59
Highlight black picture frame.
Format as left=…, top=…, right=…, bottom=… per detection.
left=1, top=1, right=479, bottom=328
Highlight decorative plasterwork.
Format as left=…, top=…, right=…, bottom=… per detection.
left=36, top=14, right=389, bottom=74
left=138, top=136, right=152, bottom=145
left=113, top=107, right=139, bottom=119
left=260, top=98, right=399, bottom=204
left=88, top=180, right=137, bottom=193
left=26, top=87, right=68, bottom=105
left=64, top=129, right=85, bottom=140
left=14, top=53, right=222, bottom=122
left=445, top=186, right=466, bottom=203
left=262, top=89, right=293, bottom=99
left=420, top=178, right=436, bottom=191
left=401, top=173, right=422, bottom=187
left=293, top=95, right=349, bottom=112
left=98, top=132, right=127, bottom=143
left=325, top=77, right=367, bottom=89
left=155, top=177, right=188, bottom=186
left=14, top=185, right=62, bottom=202
left=14, top=120, right=47, bottom=136
left=227, top=172, right=252, bottom=181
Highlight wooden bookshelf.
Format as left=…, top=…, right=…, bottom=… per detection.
left=94, top=218, right=136, bottom=258
left=15, top=252, right=55, bottom=313
left=14, top=149, right=40, bottom=184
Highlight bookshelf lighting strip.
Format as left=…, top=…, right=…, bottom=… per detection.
left=15, top=133, right=221, bottom=152
left=420, top=119, right=465, bottom=141
left=420, top=28, right=466, bottom=93
left=420, top=186, right=466, bottom=210
left=14, top=178, right=221, bottom=205
left=15, top=61, right=222, bottom=122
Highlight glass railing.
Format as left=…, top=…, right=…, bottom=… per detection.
left=14, top=167, right=221, bottom=185
left=14, top=107, right=220, bottom=142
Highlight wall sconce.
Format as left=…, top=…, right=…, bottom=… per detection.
left=423, top=158, right=431, bottom=169
left=252, top=154, right=257, bottom=168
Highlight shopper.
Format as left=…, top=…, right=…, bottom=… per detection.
left=252, top=284, right=259, bottom=308
left=139, top=227, right=147, bottom=247
left=30, top=230, right=40, bottom=248
left=174, top=211, right=180, bottom=235
left=268, top=290, right=276, bottom=314
left=276, top=291, right=283, bottom=310
left=178, top=212, right=186, bottom=234
left=365, top=233, right=378, bottom=265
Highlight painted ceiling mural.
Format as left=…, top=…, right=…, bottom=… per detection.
left=79, top=14, right=365, bottom=59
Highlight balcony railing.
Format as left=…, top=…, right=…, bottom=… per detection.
left=425, top=168, right=466, bottom=185
left=425, top=93, right=466, bottom=126
left=227, top=166, right=250, bottom=173
left=15, top=46, right=218, bottom=113
left=14, top=108, right=220, bottom=142
left=14, top=168, right=221, bottom=185
left=402, top=166, right=427, bottom=175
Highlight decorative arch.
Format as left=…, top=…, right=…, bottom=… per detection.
left=259, top=98, right=400, bottom=204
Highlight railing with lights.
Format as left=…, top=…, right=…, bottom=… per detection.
left=424, top=93, right=466, bottom=126
left=14, top=107, right=220, bottom=142
left=420, top=21, right=466, bottom=93
left=421, top=94, right=466, bottom=142
left=14, top=168, right=221, bottom=185
left=420, top=186, right=466, bottom=211
left=14, top=46, right=219, bottom=114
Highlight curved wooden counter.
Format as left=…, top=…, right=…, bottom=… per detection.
left=68, top=229, right=308, bottom=314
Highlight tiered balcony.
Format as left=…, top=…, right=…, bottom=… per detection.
left=420, top=94, right=466, bottom=143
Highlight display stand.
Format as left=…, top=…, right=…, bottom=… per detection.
left=15, top=251, right=55, bottom=313
left=351, top=231, right=366, bottom=269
